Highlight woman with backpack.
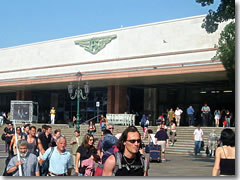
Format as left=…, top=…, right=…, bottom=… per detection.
left=75, top=134, right=100, bottom=176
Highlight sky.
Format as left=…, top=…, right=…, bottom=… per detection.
left=0, top=0, right=222, bottom=49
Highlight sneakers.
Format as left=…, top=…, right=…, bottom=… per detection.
left=161, top=159, right=166, bottom=162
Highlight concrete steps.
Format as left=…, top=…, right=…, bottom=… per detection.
left=0, top=123, right=235, bottom=156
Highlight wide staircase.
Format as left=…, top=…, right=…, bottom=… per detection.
left=0, top=123, right=235, bottom=157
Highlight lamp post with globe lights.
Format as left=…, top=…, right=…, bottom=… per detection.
left=68, top=72, right=90, bottom=131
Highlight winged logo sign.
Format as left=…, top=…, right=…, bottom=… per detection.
left=74, top=35, right=117, bottom=55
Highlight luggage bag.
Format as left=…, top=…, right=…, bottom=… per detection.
left=149, top=145, right=161, bottom=162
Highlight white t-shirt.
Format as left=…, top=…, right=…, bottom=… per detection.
left=149, top=134, right=156, bottom=145
left=115, top=133, right=122, bottom=139
left=193, top=129, right=203, bottom=141
left=175, top=109, right=183, bottom=116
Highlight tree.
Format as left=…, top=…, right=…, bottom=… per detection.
left=196, top=0, right=235, bottom=85
left=213, top=22, right=235, bottom=86
left=196, top=0, right=235, bottom=33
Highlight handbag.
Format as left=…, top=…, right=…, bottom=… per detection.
left=40, top=147, right=54, bottom=176
left=169, top=131, right=173, bottom=136
left=1, top=133, right=6, bottom=141
left=200, top=141, right=204, bottom=151
left=206, top=146, right=209, bottom=155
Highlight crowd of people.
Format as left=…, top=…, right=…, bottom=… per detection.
left=150, top=104, right=233, bottom=127
left=1, top=110, right=235, bottom=176
left=1, top=118, right=150, bottom=176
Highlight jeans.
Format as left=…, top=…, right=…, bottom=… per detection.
left=194, top=141, right=201, bottom=154
left=202, top=113, right=209, bottom=126
left=188, top=114, right=194, bottom=126
left=226, top=118, right=230, bottom=127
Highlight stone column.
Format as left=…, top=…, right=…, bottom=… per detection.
left=144, top=88, right=157, bottom=125
left=16, top=90, right=32, bottom=100
left=50, top=93, right=58, bottom=109
left=107, top=86, right=115, bottom=113
left=114, top=85, right=127, bottom=114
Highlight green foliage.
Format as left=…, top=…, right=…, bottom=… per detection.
left=213, top=22, right=235, bottom=86
left=196, top=0, right=235, bottom=33
left=196, top=0, right=235, bottom=85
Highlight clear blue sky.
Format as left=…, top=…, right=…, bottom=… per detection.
left=0, top=0, right=221, bottom=49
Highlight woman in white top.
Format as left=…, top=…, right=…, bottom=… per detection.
left=169, top=120, right=176, bottom=146
left=147, top=129, right=156, bottom=145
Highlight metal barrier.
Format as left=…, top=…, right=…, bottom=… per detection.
left=106, top=114, right=135, bottom=126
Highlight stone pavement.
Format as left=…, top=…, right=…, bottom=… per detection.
left=0, top=152, right=215, bottom=176
left=146, top=153, right=215, bottom=176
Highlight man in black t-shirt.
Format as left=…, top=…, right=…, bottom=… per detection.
left=38, top=125, right=53, bottom=154
left=3, top=123, right=15, bottom=156
left=103, top=126, right=149, bottom=176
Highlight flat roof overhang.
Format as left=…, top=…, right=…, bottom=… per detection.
left=0, top=62, right=227, bottom=93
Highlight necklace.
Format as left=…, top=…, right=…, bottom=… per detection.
left=123, top=155, right=136, bottom=165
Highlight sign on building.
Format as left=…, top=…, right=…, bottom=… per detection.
left=10, top=101, right=38, bottom=123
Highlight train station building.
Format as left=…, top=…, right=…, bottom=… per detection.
left=0, top=15, right=234, bottom=125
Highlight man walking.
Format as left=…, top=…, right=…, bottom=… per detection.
left=40, top=136, right=72, bottom=176
left=201, top=104, right=211, bottom=126
left=7, top=139, right=40, bottom=176
left=103, top=126, right=149, bottom=176
left=193, top=126, right=203, bottom=155
left=107, top=123, right=115, bottom=135
left=38, top=125, right=53, bottom=157
left=187, top=105, right=195, bottom=126
left=174, top=107, right=183, bottom=126
left=155, top=126, right=169, bottom=161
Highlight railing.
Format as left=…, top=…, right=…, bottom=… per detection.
left=106, top=114, right=135, bottom=126
left=80, top=115, right=99, bottom=125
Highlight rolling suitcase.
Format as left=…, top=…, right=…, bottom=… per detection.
left=145, top=144, right=150, bottom=153
left=149, top=145, right=161, bottom=162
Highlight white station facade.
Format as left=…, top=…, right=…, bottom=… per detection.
left=0, top=15, right=234, bottom=125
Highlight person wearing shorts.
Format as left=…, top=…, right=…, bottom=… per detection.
left=155, top=126, right=169, bottom=162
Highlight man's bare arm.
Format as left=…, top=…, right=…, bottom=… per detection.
left=102, top=155, right=116, bottom=176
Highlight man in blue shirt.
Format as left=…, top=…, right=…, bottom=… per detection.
left=7, top=139, right=40, bottom=176
left=40, top=136, right=72, bottom=176
left=187, top=105, right=195, bottom=126
left=155, top=127, right=169, bottom=162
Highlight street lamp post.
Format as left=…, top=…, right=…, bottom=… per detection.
left=68, top=72, right=90, bottom=131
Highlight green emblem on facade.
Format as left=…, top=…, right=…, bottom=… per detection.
left=74, top=35, right=117, bottom=55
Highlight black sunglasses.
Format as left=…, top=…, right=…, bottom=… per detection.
left=126, top=139, right=141, bottom=144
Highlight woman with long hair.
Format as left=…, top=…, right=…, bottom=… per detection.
left=212, top=128, right=235, bottom=176
left=75, top=133, right=99, bottom=176
left=214, top=110, right=221, bottom=127
left=9, top=127, right=24, bottom=156
left=169, top=120, right=176, bottom=146
left=88, top=120, right=96, bottom=135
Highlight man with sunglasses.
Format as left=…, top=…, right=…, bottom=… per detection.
left=103, top=126, right=149, bottom=176
left=107, top=124, right=115, bottom=134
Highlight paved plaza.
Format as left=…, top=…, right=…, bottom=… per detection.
left=0, top=149, right=215, bottom=176
left=147, top=154, right=215, bottom=176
